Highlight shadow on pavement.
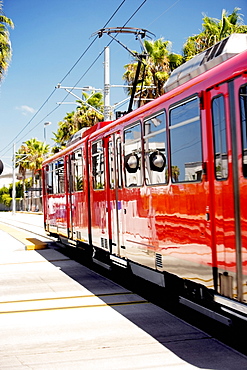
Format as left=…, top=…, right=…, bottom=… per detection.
left=36, top=244, right=246, bottom=370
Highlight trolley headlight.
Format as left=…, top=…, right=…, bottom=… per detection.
left=149, top=151, right=166, bottom=172
left=124, top=153, right=139, bottom=173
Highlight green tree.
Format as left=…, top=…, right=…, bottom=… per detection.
left=123, top=38, right=183, bottom=105
left=17, top=139, right=49, bottom=211
left=171, top=166, right=180, bottom=182
left=22, top=138, right=49, bottom=179
left=73, top=92, right=104, bottom=129
left=15, top=144, right=32, bottom=210
left=52, top=92, right=104, bottom=152
left=0, top=180, right=32, bottom=209
left=52, top=112, right=75, bottom=152
left=0, top=1, right=14, bottom=81
left=9, top=181, right=23, bottom=199
left=0, top=185, right=11, bottom=207
left=183, top=8, right=247, bottom=61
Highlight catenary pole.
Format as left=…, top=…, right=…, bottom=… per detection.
left=104, top=46, right=111, bottom=121
left=12, top=143, right=16, bottom=215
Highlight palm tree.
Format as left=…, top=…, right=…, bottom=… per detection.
left=52, top=92, right=104, bottom=152
left=183, top=8, right=247, bottom=61
left=123, top=38, right=183, bottom=105
left=52, top=112, right=75, bottom=152
left=171, top=166, right=180, bottom=182
left=17, top=139, right=49, bottom=211
left=73, top=92, right=104, bottom=129
left=15, top=144, right=30, bottom=210
left=24, top=138, right=49, bottom=177
left=0, top=1, right=14, bottom=81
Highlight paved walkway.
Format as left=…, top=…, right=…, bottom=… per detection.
left=0, top=212, right=247, bottom=369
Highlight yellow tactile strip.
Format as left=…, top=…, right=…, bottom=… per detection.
left=0, top=222, right=47, bottom=250
left=0, top=292, right=148, bottom=314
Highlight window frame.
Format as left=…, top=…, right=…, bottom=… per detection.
left=55, top=158, right=65, bottom=194
left=239, top=83, right=247, bottom=178
left=169, top=94, right=203, bottom=183
left=211, top=93, right=229, bottom=181
left=70, top=149, right=83, bottom=192
left=143, top=109, right=168, bottom=186
left=92, top=140, right=105, bottom=190
left=46, top=163, right=54, bottom=194
left=123, top=121, right=143, bottom=188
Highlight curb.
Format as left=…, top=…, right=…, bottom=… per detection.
left=0, top=223, right=47, bottom=250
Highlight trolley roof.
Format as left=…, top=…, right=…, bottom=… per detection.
left=164, top=33, right=247, bottom=93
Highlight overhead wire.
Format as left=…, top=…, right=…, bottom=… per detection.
left=17, top=0, right=149, bottom=149
left=1, top=0, right=182, bottom=158
left=2, top=0, right=183, bottom=160
left=7, top=0, right=132, bottom=147
left=147, top=0, right=181, bottom=28
left=58, top=0, right=127, bottom=85
left=0, top=0, right=128, bottom=156
left=55, top=0, right=148, bottom=106
left=1, top=89, right=57, bottom=155
left=18, top=0, right=148, bottom=144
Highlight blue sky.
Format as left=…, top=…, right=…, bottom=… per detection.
left=1, top=0, right=247, bottom=169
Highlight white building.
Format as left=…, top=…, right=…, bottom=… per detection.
left=0, top=163, right=13, bottom=188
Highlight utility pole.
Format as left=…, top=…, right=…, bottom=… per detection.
left=58, top=27, right=155, bottom=120
left=104, top=47, right=111, bottom=121
left=56, top=85, right=103, bottom=116
left=93, top=27, right=154, bottom=114
left=12, top=143, right=16, bottom=215
left=57, top=51, right=112, bottom=121
left=12, top=146, right=30, bottom=214
left=44, top=121, right=52, bottom=145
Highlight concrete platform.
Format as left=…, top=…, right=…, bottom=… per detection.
left=0, top=212, right=49, bottom=250
left=0, top=213, right=247, bottom=369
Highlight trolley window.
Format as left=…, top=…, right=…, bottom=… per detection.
left=212, top=95, right=228, bottom=180
left=116, top=137, right=123, bottom=188
left=108, top=140, right=115, bottom=189
left=70, top=149, right=83, bottom=191
left=124, top=122, right=142, bottom=187
left=92, top=140, right=105, bottom=190
left=144, top=111, right=167, bottom=185
left=55, top=158, right=65, bottom=193
left=46, top=159, right=65, bottom=194
left=108, top=136, right=123, bottom=189
left=46, top=163, right=54, bottom=194
left=239, top=84, right=247, bottom=177
left=169, top=97, right=202, bottom=182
